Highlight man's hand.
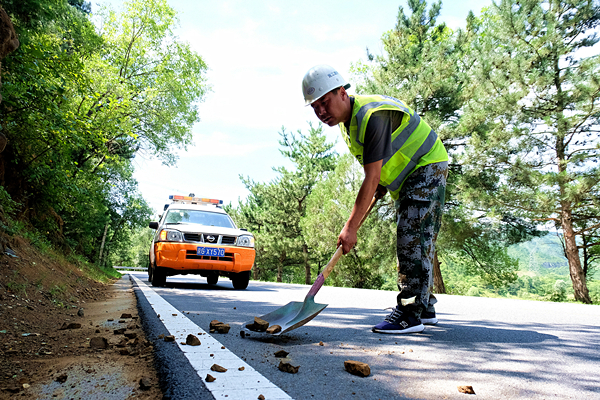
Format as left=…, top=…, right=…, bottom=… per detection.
left=375, top=184, right=387, bottom=199
left=337, top=224, right=357, bottom=255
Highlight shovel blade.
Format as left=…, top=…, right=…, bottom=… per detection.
left=243, top=297, right=328, bottom=336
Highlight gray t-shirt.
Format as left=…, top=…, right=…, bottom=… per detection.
left=347, top=97, right=403, bottom=164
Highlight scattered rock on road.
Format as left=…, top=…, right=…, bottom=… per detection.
left=164, top=335, right=175, bottom=342
left=458, top=385, right=476, bottom=394
left=186, top=334, right=201, bottom=346
left=344, top=360, right=371, bottom=377
left=274, top=350, right=289, bottom=358
left=205, top=374, right=216, bottom=382
left=266, top=324, right=282, bottom=334
left=278, top=361, right=299, bottom=374
left=209, top=320, right=231, bottom=334
left=246, top=317, right=269, bottom=332
left=211, top=364, right=227, bottom=373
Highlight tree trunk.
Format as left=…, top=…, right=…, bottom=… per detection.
left=303, top=244, right=310, bottom=284
left=552, top=52, right=591, bottom=304
left=433, top=251, right=446, bottom=294
left=252, top=262, right=259, bottom=280
left=561, top=204, right=591, bottom=303
left=98, top=223, right=109, bottom=265
left=277, top=251, right=286, bottom=283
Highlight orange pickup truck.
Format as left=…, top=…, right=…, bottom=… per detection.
left=148, top=195, right=255, bottom=289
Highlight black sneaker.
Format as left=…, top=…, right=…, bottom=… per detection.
left=421, top=310, right=438, bottom=325
left=372, top=306, right=424, bottom=334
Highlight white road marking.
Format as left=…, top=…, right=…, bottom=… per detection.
left=130, top=274, right=293, bottom=400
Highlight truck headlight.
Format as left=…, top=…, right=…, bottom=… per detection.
left=237, top=235, right=254, bottom=248
left=159, top=229, right=183, bottom=242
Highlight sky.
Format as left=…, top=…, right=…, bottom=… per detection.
left=96, top=0, right=492, bottom=216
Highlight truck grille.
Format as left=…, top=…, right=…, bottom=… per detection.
left=221, top=236, right=236, bottom=244
left=183, top=233, right=202, bottom=242
left=186, top=250, right=234, bottom=262
left=182, top=233, right=237, bottom=245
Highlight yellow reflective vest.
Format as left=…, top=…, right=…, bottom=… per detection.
left=339, top=95, right=448, bottom=200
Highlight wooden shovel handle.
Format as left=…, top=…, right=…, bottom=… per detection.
left=320, top=192, right=383, bottom=280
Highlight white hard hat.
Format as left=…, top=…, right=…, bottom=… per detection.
left=302, top=64, right=351, bottom=106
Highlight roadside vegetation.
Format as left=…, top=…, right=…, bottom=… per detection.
left=1, top=0, right=598, bottom=305
left=0, top=0, right=208, bottom=273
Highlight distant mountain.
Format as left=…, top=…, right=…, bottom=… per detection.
left=508, top=234, right=570, bottom=276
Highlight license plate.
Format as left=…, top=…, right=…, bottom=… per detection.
left=197, top=247, right=225, bottom=257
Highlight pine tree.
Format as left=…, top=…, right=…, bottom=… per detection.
left=459, top=0, right=600, bottom=303
left=237, top=123, right=337, bottom=284
left=351, top=0, right=539, bottom=291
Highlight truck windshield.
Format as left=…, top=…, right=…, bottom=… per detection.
left=164, top=209, right=235, bottom=229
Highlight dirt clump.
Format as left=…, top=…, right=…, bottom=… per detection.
left=89, top=337, right=109, bottom=349
left=266, top=324, right=282, bottom=334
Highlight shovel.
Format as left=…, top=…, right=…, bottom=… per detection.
left=242, top=191, right=384, bottom=336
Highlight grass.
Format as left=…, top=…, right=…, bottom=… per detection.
left=6, top=281, right=28, bottom=297
left=65, top=253, right=121, bottom=282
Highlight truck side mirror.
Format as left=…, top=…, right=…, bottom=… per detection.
left=149, top=222, right=159, bottom=230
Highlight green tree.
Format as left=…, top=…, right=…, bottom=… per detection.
left=301, top=154, right=395, bottom=289
left=0, top=0, right=209, bottom=265
left=351, top=0, right=471, bottom=139
left=237, top=123, right=337, bottom=284
left=457, top=0, right=600, bottom=303
left=575, top=209, right=600, bottom=280
left=351, top=0, right=539, bottom=290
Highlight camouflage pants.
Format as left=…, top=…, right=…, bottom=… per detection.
left=395, top=161, right=448, bottom=318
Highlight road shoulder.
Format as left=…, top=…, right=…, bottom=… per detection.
left=0, top=276, right=163, bottom=399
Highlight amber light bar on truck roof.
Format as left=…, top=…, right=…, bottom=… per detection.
left=168, top=195, right=223, bottom=205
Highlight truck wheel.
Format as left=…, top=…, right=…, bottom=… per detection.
left=152, top=267, right=166, bottom=287
left=232, top=271, right=250, bottom=290
left=148, top=259, right=153, bottom=282
left=207, top=274, right=218, bottom=285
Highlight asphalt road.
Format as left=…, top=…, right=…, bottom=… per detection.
left=129, top=272, right=600, bottom=400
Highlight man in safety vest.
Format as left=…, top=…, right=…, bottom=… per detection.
left=302, top=64, right=448, bottom=334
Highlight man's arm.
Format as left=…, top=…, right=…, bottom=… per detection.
left=337, top=159, right=382, bottom=254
